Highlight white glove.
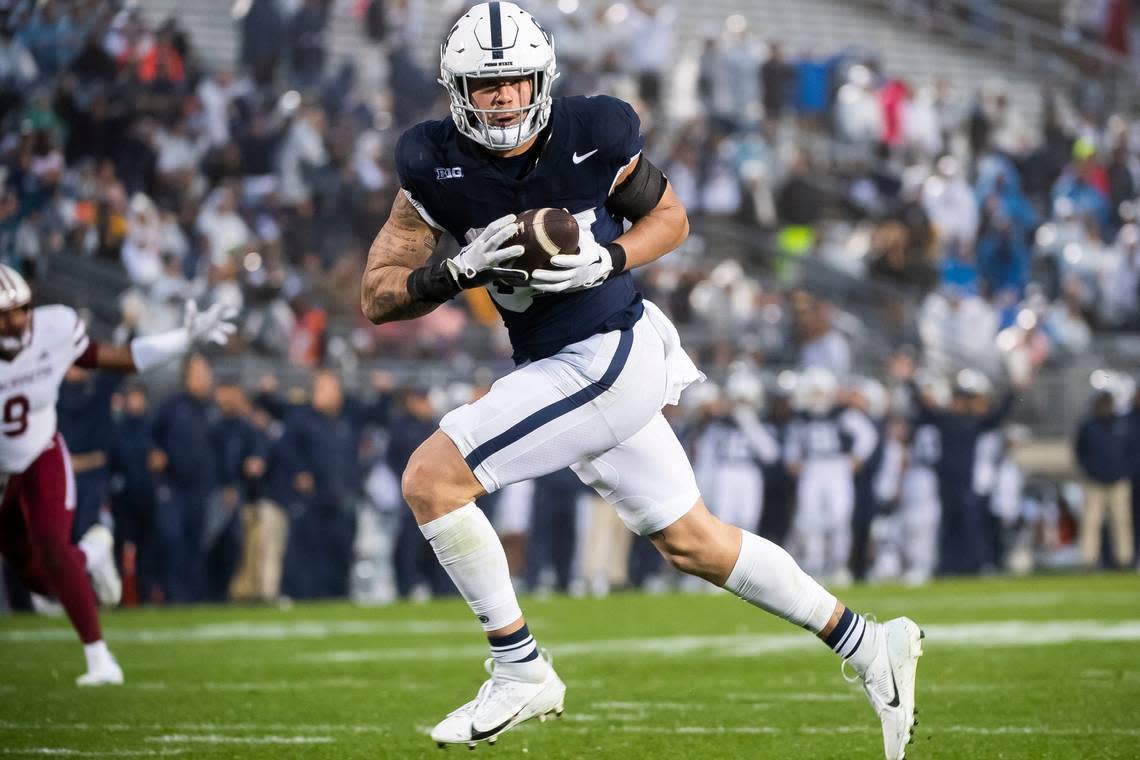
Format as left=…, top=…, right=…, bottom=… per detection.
left=130, top=300, right=238, bottom=372
left=530, top=234, right=613, bottom=294
left=184, top=300, right=238, bottom=346
left=444, top=214, right=527, bottom=288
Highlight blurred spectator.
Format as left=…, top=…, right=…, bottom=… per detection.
left=281, top=371, right=363, bottom=599
left=1074, top=390, right=1134, bottom=568
left=976, top=208, right=1030, bottom=300
left=209, top=382, right=266, bottom=601
left=0, top=22, right=38, bottom=115
left=625, top=0, right=675, bottom=114
left=835, top=65, right=881, bottom=158
left=121, top=192, right=163, bottom=286
left=922, top=156, right=978, bottom=260
left=229, top=400, right=285, bottom=603
left=109, top=384, right=159, bottom=603
left=196, top=186, right=251, bottom=268
left=901, top=361, right=1018, bottom=575
left=289, top=0, right=331, bottom=89
left=1097, top=223, right=1140, bottom=328
left=524, top=469, right=585, bottom=593
left=1052, top=139, right=1111, bottom=236
left=149, top=354, right=218, bottom=603
left=388, top=385, right=450, bottom=599
left=917, top=283, right=1001, bottom=377
left=793, top=292, right=851, bottom=375
left=760, top=42, right=795, bottom=122
left=241, top=0, right=286, bottom=85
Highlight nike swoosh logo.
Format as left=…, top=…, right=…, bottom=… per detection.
left=572, top=149, right=599, bottom=164
left=886, top=668, right=901, bottom=708
left=469, top=710, right=522, bottom=741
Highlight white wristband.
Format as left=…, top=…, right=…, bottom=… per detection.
left=130, top=329, right=191, bottom=372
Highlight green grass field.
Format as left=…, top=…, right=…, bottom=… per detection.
left=2, top=573, right=1139, bottom=759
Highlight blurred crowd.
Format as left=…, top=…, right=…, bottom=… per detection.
left=1, top=0, right=1137, bottom=378
left=4, top=354, right=1133, bottom=611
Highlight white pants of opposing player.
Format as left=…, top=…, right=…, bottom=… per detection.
left=701, top=464, right=765, bottom=532
left=898, top=466, right=940, bottom=583
left=441, top=301, right=704, bottom=536
left=792, top=457, right=854, bottom=578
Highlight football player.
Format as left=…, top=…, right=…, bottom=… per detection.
left=0, top=264, right=234, bottom=685
left=360, top=4, right=922, bottom=756
left=785, top=368, right=879, bottom=586
left=693, top=366, right=780, bottom=533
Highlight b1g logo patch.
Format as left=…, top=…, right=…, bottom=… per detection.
left=436, top=167, right=464, bottom=180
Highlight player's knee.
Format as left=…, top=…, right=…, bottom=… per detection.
left=400, top=446, right=462, bottom=520
left=401, top=450, right=437, bottom=516
left=654, top=532, right=709, bottom=577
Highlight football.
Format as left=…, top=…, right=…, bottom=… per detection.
left=504, top=208, right=580, bottom=276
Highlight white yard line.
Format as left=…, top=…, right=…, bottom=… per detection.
left=131, top=676, right=375, bottom=692
left=0, top=721, right=387, bottom=735
left=145, top=735, right=334, bottom=745
left=534, top=723, right=1140, bottom=737
left=0, top=620, right=478, bottom=644
left=0, top=751, right=186, bottom=757
left=301, top=619, right=1140, bottom=663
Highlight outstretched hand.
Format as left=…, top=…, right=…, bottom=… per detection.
left=184, top=301, right=238, bottom=346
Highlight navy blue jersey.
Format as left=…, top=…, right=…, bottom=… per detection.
left=791, top=408, right=855, bottom=458
left=396, top=95, right=646, bottom=363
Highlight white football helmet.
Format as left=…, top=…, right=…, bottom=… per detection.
left=797, top=368, right=838, bottom=415
left=914, top=369, right=950, bottom=408
left=848, top=376, right=889, bottom=420
left=0, top=264, right=32, bottom=355
left=439, top=2, right=558, bottom=151
left=725, top=364, right=765, bottom=408
left=953, top=368, right=992, bottom=397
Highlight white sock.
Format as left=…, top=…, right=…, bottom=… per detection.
left=419, top=504, right=523, bottom=632
left=723, top=530, right=838, bottom=633
left=83, top=640, right=111, bottom=671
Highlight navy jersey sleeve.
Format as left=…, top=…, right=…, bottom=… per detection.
left=394, top=124, right=446, bottom=231
left=587, top=95, right=645, bottom=177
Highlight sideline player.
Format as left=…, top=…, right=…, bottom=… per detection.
left=0, top=265, right=234, bottom=685
left=360, top=4, right=922, bottom=757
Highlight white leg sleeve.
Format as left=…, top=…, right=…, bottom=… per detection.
left=419, top=504, right=522, bottom=632
left=723, top=530, right=837, bottom=634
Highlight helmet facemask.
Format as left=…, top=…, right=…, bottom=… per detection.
left=441, top=67, right=556, bottom=151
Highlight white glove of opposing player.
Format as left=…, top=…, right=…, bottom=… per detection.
left=529, top=234, right=614, bottom=294
left=444, top=213, right=527, bottom=288
left=131, top=300, right=239, bottom=372
left=184, top=300, right=238, bottom=346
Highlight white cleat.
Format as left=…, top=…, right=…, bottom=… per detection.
left=431, top=651, right=565, bottom=749
left=81, top=525, right=122, bottom=607
left=76, top=656, right=124, bottom=687
left=856, top=617, right=923, bottom=760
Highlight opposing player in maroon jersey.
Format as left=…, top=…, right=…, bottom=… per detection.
left=0, top=264, right=234, bottom=685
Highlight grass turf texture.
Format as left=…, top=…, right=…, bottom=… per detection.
left=1, top=573, right=1138, bottom=759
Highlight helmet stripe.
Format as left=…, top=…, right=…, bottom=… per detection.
left=489, top=1, right=503, bottom=59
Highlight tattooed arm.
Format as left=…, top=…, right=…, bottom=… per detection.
left=360, top=192, right=445, bottom=324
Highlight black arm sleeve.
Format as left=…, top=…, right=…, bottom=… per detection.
left=605, top=156, right=667, bottom=222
